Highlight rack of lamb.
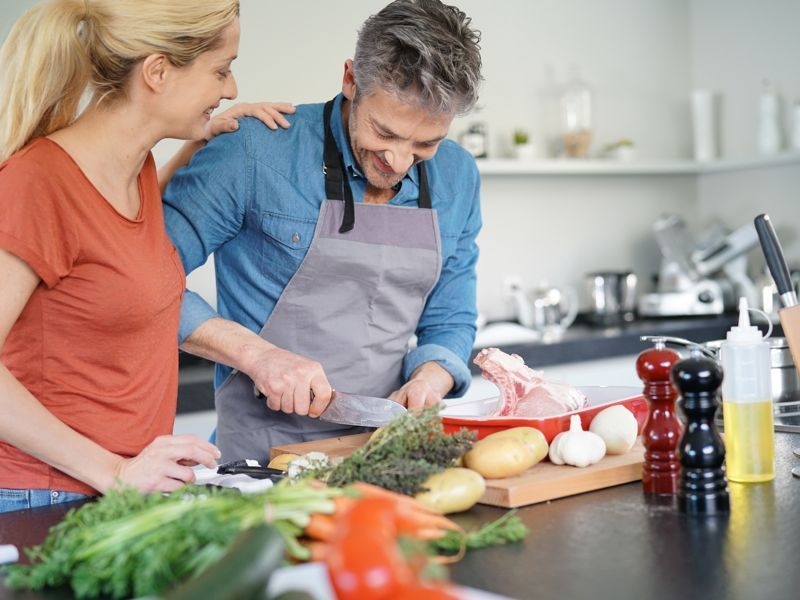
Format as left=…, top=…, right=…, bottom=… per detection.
left=474, top=347, right=588, bottom=418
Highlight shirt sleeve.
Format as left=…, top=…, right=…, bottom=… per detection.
left=0, top=162, right=79, bottom=288
left=163, top=123, right=252, bottom=343
left=403, top=165, right=482, bottom=397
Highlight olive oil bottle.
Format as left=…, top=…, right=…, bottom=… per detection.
left=720, top=298, right=774, bottom=483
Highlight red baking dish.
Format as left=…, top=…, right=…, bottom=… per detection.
left=441, top=386, right=647, bottom=443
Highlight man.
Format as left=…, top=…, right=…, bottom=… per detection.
left=164, top=0, right=483, bottom=461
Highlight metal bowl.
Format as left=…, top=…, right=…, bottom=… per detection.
left=703, top=337, right=800, bottom=409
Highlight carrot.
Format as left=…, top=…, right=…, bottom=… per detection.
left=304, top=513, right=337, bottom=542
left=332, top=495, right=356, bottom=515
left=349, top=482, right=442, bottom=515
left=393, top=501, right=462, bottom=537
left=407, top=528, right=449, bottom=541
left=306, top=541, right=330, bottom=562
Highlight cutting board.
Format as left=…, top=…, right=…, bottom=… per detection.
left=270, top=435, right=645, bottom=508
left=270, top=433, right=373, bottom=460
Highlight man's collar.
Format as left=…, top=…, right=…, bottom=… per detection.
left=330, top=93, right=419, bottom=186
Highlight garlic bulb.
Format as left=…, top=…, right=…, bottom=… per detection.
left=548, top=415, right=606, bottom=467
left=589, top=405, right=638, bottom=454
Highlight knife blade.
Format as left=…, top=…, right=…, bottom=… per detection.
left=318, top=391, right=407, bottom=427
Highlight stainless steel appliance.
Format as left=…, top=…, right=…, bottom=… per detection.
left=585, top=271, right=638, bottom=326
left=508, top=281, right=578, bottom=342
left=638, top=215, right=759, bottom=317
left=704, top=337, right=799, bottom=408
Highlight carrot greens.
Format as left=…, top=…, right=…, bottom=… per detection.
left=3, top=482, right=340, bottom=599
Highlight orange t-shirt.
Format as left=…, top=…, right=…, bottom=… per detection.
left=0, top=137, right=185, bottom=495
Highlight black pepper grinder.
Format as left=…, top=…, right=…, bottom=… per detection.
left=671, top=348, right=730, bottom=515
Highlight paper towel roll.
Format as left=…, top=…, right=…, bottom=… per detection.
left=692, top=90, right=717, bottom=161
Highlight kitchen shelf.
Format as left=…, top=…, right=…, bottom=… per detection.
left=476, top=151, right=800, bottom=176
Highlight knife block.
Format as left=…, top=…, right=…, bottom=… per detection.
left=779, top=306, right=800, bottom=376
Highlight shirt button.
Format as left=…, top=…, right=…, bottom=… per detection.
left=291, top=233, right=301, bottom=244
left=51, top=491, right=59, bottom=499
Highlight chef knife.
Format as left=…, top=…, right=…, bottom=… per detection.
left=318, top=391, right=407, bottom=427
left=754, top=213, right=800, bottom=375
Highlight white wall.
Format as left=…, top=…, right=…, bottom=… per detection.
left=690, top=0, right=800, bottom=159
left=690, top=0, right=800, bottom=276
left=2, top=1, right=797, bottom=320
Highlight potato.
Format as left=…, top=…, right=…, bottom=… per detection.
left=267, top=453, right=300, bottom=471
left=464, top=436, right=538, bottom=479
left=485, top=427, right=548, bottom=465
left=414, top=467, right=486, bottom=514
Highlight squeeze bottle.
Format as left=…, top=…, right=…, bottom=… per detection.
left=720, top=297, right=774, bottom=482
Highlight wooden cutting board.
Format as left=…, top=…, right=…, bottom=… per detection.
left=270, top=435, right=645, bottom=508
left=270, top=433, right=373, bottom=460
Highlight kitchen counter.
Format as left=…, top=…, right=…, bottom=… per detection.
left=2, top=432, right=799, bottom=600
left=176, top=314, right=754, bottom=414
left=468, top=313, right=756, bottom=373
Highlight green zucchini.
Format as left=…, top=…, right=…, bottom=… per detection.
left=165, top=525, right=285, bottom=600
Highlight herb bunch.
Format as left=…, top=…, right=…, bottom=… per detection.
left=4, top=482, right=339, bottom=599
left=313, top=406, right=476, bottom=495
left=431, top=510, right=528, bottom=554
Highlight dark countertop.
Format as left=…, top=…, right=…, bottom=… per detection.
left=467, top=313, right=757, bottom=373
left=3, top=432, right=799, bottom=600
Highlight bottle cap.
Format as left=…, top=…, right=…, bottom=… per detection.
left=726, top=297, right=764, bottom=343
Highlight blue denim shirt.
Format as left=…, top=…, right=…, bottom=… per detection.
left=163, top=94, right=481, bottom=396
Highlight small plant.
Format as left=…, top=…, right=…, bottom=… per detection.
left=513, top=128, right=529, bottom=145
left=602, top=138, right=634, bottom=152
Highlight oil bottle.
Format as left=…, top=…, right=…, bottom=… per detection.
left=720, top=297, right=774, bottom=482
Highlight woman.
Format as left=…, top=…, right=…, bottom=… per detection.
left=0, top=0, right=289, bottom=512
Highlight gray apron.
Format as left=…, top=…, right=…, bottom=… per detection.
left=215, top=99, right=442, bottom=462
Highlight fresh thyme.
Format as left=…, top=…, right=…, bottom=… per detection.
left=313, top=406, right=475, bottom=496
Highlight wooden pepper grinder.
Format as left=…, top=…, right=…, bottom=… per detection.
left=637, top=336, right=682, bottom=495
left=672, top=349, right=730, bottom=515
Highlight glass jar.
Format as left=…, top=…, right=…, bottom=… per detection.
left=559, top=67, right=593, bottom=158
left=460, top=122, right=488, bottom=159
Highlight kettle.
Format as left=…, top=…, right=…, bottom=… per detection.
left=509, top=282, right=578, bottom=341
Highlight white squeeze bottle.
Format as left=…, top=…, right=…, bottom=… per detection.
left=720, top=297, right=774, bottom=482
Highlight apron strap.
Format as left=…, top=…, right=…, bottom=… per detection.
left=417, top=161, right=432, bottom=209
left=322, top=99, right=355, bottom=233
left=322, top=97, right=432, bottom=232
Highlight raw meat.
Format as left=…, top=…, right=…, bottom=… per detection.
left=474, top=347, right=588, bottom=418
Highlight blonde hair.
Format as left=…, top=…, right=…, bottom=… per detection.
left=0, top=0, right=240, bottom=161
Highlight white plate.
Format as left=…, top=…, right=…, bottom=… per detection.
left=267, top=561, right=512, bottom=599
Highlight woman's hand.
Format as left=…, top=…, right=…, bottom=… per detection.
left=110, top=434, right=221, bottom=494
left=204, top=101, right=296, bottom=140
left=159, top=102, right=296, bottom=192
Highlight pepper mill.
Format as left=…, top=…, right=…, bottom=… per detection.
left=672, top=349, right=730, bottom=515
left=637, top=337, right=682, bottom=495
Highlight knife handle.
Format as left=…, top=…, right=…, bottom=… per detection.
left=754, top=214, right=798, bottom=307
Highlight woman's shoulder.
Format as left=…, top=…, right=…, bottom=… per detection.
left=0, top=137, right=73, bottom=184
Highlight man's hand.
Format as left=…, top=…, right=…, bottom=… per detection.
left=111, top=434, right=220, bottom=494
left=388, top=361, right=455, bottom=410
left=204, top=102, right=296, bottom=140
left=246, top=345, right=333, bottom=417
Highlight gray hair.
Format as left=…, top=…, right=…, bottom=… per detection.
left=353, top=0, right=482, bottom=116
